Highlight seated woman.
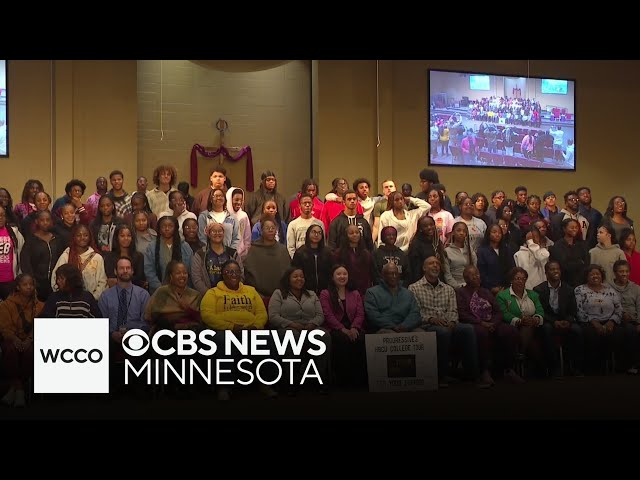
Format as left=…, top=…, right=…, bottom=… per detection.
left=199, top=259, right=277, bottom=400
left=374, top=226, right=410, bottom=287
left=103, top=224, right=146, bottom=289
left=575, top=264, right=628, bottom=373
left=496, top=267, right=548, bottom=376
left=191, top=222, right=243, bottom=295
left=268, top=267, right=330, bottom=394
left=456, top=266, right=522, bottom=385
left=51, top=224, right=107, bottom=300
left=244, top=217, right=291, bottom=299
left=291, top=224, right=332, bottom=294
left=0, top=274, right=44, bottom=407
left=40, top=264, right=102, bottom=318
left=319, top=264, right=367, bottom=387
left=144, top=260, right=201, bottom=334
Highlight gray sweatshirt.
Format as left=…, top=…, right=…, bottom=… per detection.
left=589, top=244, right=626, bottom=285
left=609, top=280, right=640, bottom=321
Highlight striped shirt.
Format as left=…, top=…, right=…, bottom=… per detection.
left=39, top=291, right=103, bottom=318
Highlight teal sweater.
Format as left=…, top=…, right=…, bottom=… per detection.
left=364, top=282, right=422, bottom=330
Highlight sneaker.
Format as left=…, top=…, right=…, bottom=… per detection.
left=259, top=385, right=278, bottom=399
left=438, top=378, right=449, bottom=388
left=627, top=367, right=639, bottom=375
left=1, top=387, right=15, bottom=406
left=13, top=390, right=25, bottom=408
left=504, top=369, right=525, bottom=384
left=475, top=379, right=493, bottom=389
left=478, top=371, right=495, bottom=387
left=216, top=387, right=231, bottom=401
left=551, top=368, right=564, bottom=379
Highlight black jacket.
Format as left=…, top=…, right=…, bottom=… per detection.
left=533, top=281, right=578, bottom=324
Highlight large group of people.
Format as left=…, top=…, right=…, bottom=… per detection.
left=0, top=163, right=637, bottom=407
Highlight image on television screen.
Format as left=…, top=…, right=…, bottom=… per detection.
left=428, top=69, right=575, bottom=171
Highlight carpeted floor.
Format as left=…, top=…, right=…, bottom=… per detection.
left=2, top=373, right=639, bottom=421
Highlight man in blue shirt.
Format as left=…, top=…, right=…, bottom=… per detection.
left=98, top=256, right=151, bottom=350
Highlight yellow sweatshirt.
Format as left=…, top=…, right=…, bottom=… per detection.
left=200, top=281, right=267, bottom=330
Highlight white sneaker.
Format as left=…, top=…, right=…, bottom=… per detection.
left=1, top=387, right=15, bottom=406
left=13, top=390, right=25, bottom=408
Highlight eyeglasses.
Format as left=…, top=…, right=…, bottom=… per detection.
left=513, top=276, right=527, bottom=282
left=223, top=270, right=241, bottom=276
left=310, top=230, right=323, bottom=235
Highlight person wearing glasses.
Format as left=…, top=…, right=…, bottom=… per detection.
left=200, top=259, right=278, bottom=400
left=291, top=224, right=332, bottom=295
left=496, top=267, right=547, bottom=377
left=549, top=191, right=589, bottom=243
left=601, top=196, right=634, bottom=244
left=191, top=222, right=243, bottom=295
left=485, top=190, right=505, bottom=226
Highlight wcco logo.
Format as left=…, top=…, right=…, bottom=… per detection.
left=34, top=318, right=110, bottom=394
left=40, top=348, right=104, bottom=364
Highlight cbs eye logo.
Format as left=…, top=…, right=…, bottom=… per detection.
left=122, top=329, right=150, bottom=356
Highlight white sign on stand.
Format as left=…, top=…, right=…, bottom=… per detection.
left=365, top=331, right=438, bottom=392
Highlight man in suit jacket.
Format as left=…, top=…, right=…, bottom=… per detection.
left=534, top=260, right=584, bottom=376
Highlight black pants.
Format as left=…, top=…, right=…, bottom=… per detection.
left=331, top=329, right=367, bottom=387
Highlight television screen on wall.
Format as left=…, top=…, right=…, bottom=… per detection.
left=0, top=60, right=6, bottom=157
left=428, top=69, right=575, bottom=171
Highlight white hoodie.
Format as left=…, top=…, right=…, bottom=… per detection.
left=514, top=239, right=552, bottom=290
left=226, top=187, right=252, bottom=261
